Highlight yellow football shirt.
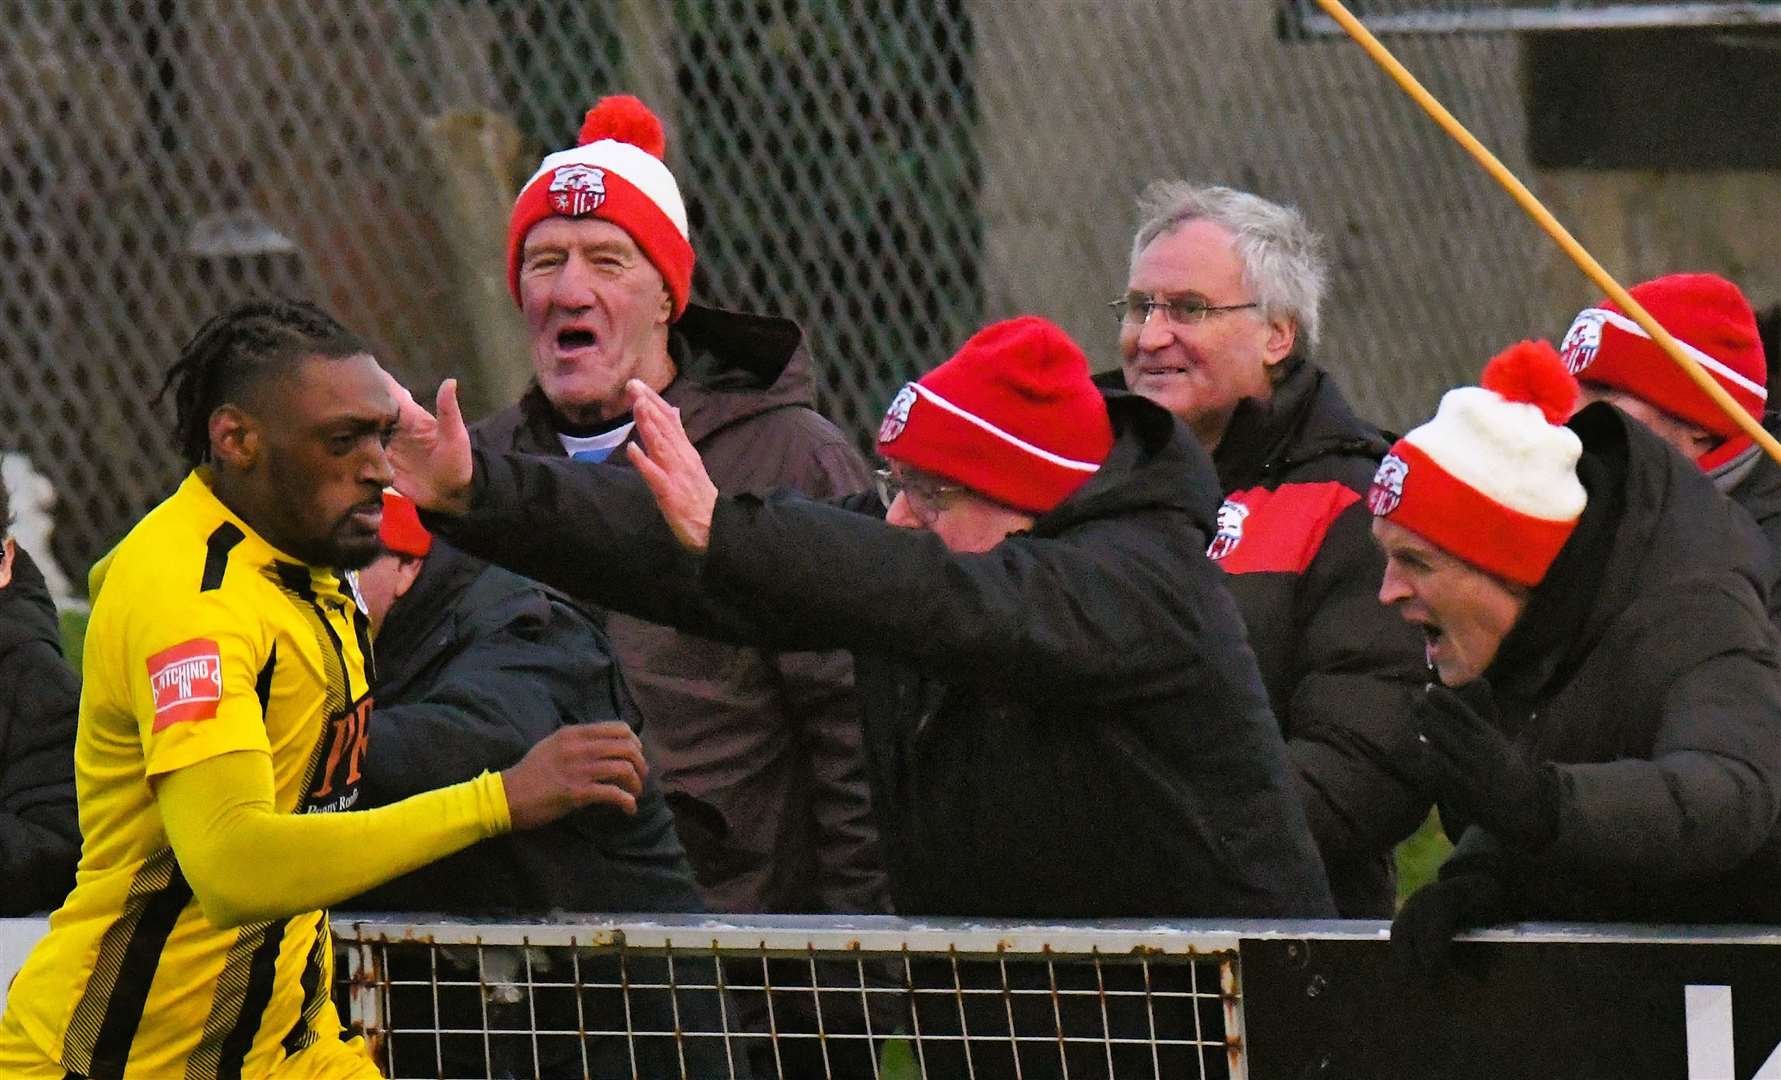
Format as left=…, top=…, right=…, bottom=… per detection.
left=1, top=470, right=381, bottom=1078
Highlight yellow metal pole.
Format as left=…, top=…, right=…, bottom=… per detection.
left=1314, top=0, right=1781, bottom=466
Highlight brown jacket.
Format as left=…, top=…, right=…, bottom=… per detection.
left=473, top=302, right=889, bottom=915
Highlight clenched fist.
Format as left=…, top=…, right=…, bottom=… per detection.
left=501, top=721, right=649, bottom=829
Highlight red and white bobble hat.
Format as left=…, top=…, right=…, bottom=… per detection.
left=876, top=316, right=1114, bottom=514
left=1559, top=273, right=1766, bottom=471
left=506, top=95, right=694, bottom=319
left=1368, top=341, right=1587, bottom=588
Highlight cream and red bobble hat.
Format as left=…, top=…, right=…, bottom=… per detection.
left=506, top=95, right=694, bottom=319
left=876, top=316, right=1114, bottom=514
left=1367, top=340, right=1587, bottom=588
left=1559, top=273, right=1766, bottom=471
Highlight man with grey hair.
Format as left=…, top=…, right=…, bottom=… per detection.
left=1111, top=181, right=1429, bottom=916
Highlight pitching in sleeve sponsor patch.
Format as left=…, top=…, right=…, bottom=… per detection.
left=147, top=638, right=225, bottom=732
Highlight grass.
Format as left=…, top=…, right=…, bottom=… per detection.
left=59, top=610, right=87, bottom=677
left=1395, top=810, right=1453, bottom=906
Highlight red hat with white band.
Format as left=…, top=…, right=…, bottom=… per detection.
left=1368, top=341, right=1587, bottom=588
left=876, top=316, right=1114, bottom=514
left=506, top=95, right=694, bottom=319
left=1559, top=273, right=1765, bottom=471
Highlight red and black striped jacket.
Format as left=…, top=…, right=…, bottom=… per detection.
left=1207, top=360, right=1431, bottom=917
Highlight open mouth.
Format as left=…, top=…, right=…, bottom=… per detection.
left=557, top=328, right=597, bottom=351
left=1420, top=623, right=1444, bottom=667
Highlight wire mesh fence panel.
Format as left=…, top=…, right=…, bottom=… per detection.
left=6, top=0, right=1746, bottom=581
left=333, top=917, right=1246, bottom=1080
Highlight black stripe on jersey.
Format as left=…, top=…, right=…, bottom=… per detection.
left=254, top=646, right=277, bottom=718
left=274, top=562, right=314, bottom=601
left=212, top=918, right=287, bottom=1079
left=184, top=918, right=284, bottom=1080
left=200, top=523, right=245, bottom=592
left=61, top=849, right=193, bottom=1080
left=350, top=601, right=376, bottom=687
left=280, top=918, right=331, bottom=1058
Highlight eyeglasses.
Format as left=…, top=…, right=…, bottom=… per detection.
left=1109, top=294, right=1259, bottom=327
left=874, top=466, right=965, bottom=526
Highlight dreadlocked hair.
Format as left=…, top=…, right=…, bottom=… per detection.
left=157, top=298, right=369, bottom=468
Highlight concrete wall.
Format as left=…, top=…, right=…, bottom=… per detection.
left=974, top=0, right=1548, bottom=431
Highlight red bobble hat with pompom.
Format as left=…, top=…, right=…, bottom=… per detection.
left=507, top=95, right=694, bottom=318
left=1367, top=340, right=1588, bottom=587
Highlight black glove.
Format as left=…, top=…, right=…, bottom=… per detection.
left=1391, top=871, right=1508, bottom=978
left=1415, top=683, right=1560, bottom=851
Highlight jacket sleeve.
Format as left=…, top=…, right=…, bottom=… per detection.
left=1536, top=583, right=1781, bottom=882
left=361, top=589, right=625, bottom=801
left=763, top=420, right=890, bottom=913
left=1285, top=503, right=1432, bottom=862
left=0, top=642, right=81, bottom=915
left=773, top=648, right=890, bottom=913
left=435, top=448, right=1217, bottom=701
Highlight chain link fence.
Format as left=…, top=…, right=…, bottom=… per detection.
left=4, top=0, right=1741, bottom=581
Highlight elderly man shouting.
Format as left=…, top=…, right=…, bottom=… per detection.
left=1375, top=341, right=1781, bottom=975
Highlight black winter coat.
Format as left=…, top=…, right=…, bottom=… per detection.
left=0, top=546, right=80, bottom=914
left=1444, top=404, right=1781, bottom=923
left=347, top=541, right=703, bottom=915
left=1205, top=360, right=1430, bottom=917
left=1728, top=440, right=1781, bottom=627
left=432, top=390, right=1336, bottom=919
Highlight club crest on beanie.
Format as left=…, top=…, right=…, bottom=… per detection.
left=507, top=95, right=694, bottom=319
left=1370, top=340, right=1587, bottom=587
left=1559, top=273, right=1765, bottom=470
left=877, top=316, right=1114, bottom=515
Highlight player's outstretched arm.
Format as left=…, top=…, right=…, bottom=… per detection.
left=157, top=722, right=646, bottom=928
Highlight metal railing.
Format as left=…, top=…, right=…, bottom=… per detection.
left=333, top=914, right=1251, bottom=1080
left=9, top=914, right=1781, bottom=1077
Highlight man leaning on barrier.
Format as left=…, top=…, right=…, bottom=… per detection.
left=1372, top=340, right=1781, bottom=976
left=0, top=300, right=652, bottom=1079
left=387, top=313, right=1335, bottom=1078
left=1109, top=181, right=1431, bottom=917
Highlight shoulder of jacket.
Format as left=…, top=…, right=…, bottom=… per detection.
left=1600, top=573, right=1771, bottom=672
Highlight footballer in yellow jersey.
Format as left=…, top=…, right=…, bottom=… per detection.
left=0, top=301, right=648, bottom=1079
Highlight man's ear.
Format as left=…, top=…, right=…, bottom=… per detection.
left=0, top=537, right=14, bottom=590
left=1262, top=315, right=1297, bottom=369
left=208, top=405, right=260, bottom=470
left=657, top=288, right=673, bottom=325
left=392, top=553, right=426, bottom=601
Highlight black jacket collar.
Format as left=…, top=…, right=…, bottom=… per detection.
left=1211, top=358, right=1389, bottom=492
